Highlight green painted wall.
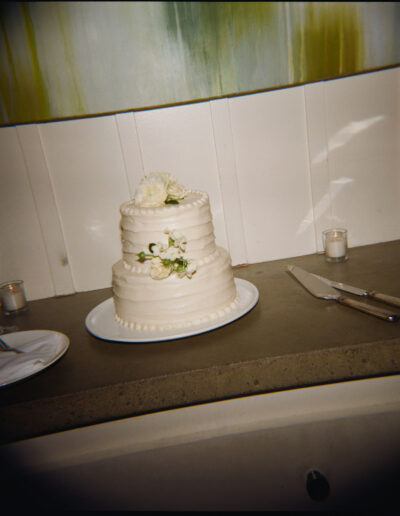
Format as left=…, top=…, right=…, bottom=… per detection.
left=0, top=1, right=399, bottom=125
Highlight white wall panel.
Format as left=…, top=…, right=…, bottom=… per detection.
left=210, top=99, right=248, bottom=265
left=229, top=86, right=316, bottom=263
left=17, top=125, right=74, bottom=296
left=304, top=83, right=333, bottom=253
left=324, top=68, right=400, bottom=248
left=115, top=112, right=144, bottom=198
left=134, top=102, right=229, bottom=250
left=39, top=116, right=130, bottom=292
left=0, top=127, right=54, bottom=300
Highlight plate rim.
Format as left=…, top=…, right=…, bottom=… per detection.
left=0, top=330, right=70, bottom=388
left=85, top=278, right=258, bottom=343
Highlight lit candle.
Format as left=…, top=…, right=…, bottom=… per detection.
left=0, top=281, right=27, bottom=313
left=322, top=229, right=348, bottom=262
left=325, top=236, right=346, bottom=258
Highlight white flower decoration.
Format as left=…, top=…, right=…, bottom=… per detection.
left=134, top=175, right=167, bottom=207
left=160, top=246, right=181, bottom=261
left=134, top=173, right=187, bottom=208
left=168, top=230, right=187, bottom=251
left=167, top=181, right=186, bottom=201
left=137, top=229, right=196, bottom=280
left=150, top=257, right=171, bottom=280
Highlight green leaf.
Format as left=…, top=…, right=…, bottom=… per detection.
left=162, top=259, right=172, bottom=266
left=168, top=237, right=175, bottom=247
left=165, top=198, right=179, bottom=205
left=137, top=251, right=147, bottom=261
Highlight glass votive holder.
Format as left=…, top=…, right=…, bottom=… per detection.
left=0, top=280, right=28, bottom=315
left=322, top=229, right=349, bottom=263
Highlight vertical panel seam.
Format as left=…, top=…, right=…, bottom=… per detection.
left=114, top=114, right=133, bottom=197
left=36, top=123, right=77, bottom=293
left=16, top=125, right=56, bottom=296
left=208, top=100, right=230, bottom=252
left=302, top=85, right=318, bottom=254
left=225, top=98, right=248, bottom=264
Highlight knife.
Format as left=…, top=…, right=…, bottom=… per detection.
left=287, top=265, right=399, bottom=322
left=310, top=272, right=400, bottom=308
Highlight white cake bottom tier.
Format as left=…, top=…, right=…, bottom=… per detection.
left=112, top=247, right=238, bottom=330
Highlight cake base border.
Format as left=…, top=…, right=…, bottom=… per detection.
left=85, top=278, right=259, bottom=343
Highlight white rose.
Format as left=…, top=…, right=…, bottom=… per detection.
left=169, top=230, right=183, bottom=241
left=160, top=246, right=181, bottom=261
left=135, top=176, right=167, bottom=207
left=170, top=231, right=187, bottom=250
left=150, top=257, right=171, bottom=280
left=167, top=181, right=186, bottom=200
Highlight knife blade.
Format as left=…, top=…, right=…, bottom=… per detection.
left=310, top=273, right=400, bottom=308
left=287, top=265, right=399, bottom=322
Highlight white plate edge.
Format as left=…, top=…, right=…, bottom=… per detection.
left=85, top=278, right=259, bottom=343
left=0, top=330, right=70, bottom=388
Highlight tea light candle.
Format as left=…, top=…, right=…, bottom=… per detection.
left=325, top=236, right=346, bottom=258
left=0, top=280, right=27, bottom=314
left=322, top=229, right=348, bottom=263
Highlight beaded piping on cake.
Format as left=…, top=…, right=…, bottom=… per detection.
left=122, top=248, right=219, bottom=273
left=114, top=294, right=240, bottom=331
left=121, top=190, right=208, bottom=216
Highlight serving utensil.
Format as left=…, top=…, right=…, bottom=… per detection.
left=287, top=265, right=399, bottom=323
left=310, top=273, right=400, bottom=308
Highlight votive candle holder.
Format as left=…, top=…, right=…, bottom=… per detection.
left=0, top=280, right=28, bottom=315
left=322, top=229, right=349, bottom=263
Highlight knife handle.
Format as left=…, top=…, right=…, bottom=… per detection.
left=337, top=296, right=399, bottom=322
left=368, top=290, right=400, bottom=308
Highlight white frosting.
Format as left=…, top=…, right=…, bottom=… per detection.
left=120, top=191, right=215, bottom=267
left=112, top=190, right=238, bottom=330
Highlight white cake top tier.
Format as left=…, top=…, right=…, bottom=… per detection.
left=120, top=190, right=217, bottom=267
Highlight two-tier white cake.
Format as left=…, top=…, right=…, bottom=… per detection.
left=112, top=173, right=238, bottom=330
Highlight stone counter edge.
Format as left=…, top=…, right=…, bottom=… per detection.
left=1, top=336, right=399, bottom=445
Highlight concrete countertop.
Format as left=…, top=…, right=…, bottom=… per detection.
left=1, top=240, right=400, bottom=444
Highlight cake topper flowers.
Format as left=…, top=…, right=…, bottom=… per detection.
left=134, top=172, right=186, bottom=208
left=137, top=230, right=197, bottom=280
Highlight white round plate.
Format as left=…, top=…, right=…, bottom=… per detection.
left=85, top=278, right=258, bottom=343
left=0, top=330, right=69, bottom=388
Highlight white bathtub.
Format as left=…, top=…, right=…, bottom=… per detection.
left=3, top=374, right=400, bottom=510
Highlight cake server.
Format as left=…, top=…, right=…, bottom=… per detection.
left=287, top=265, right=399, bottom=322
left=309, top=272, right=400, bottom=308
